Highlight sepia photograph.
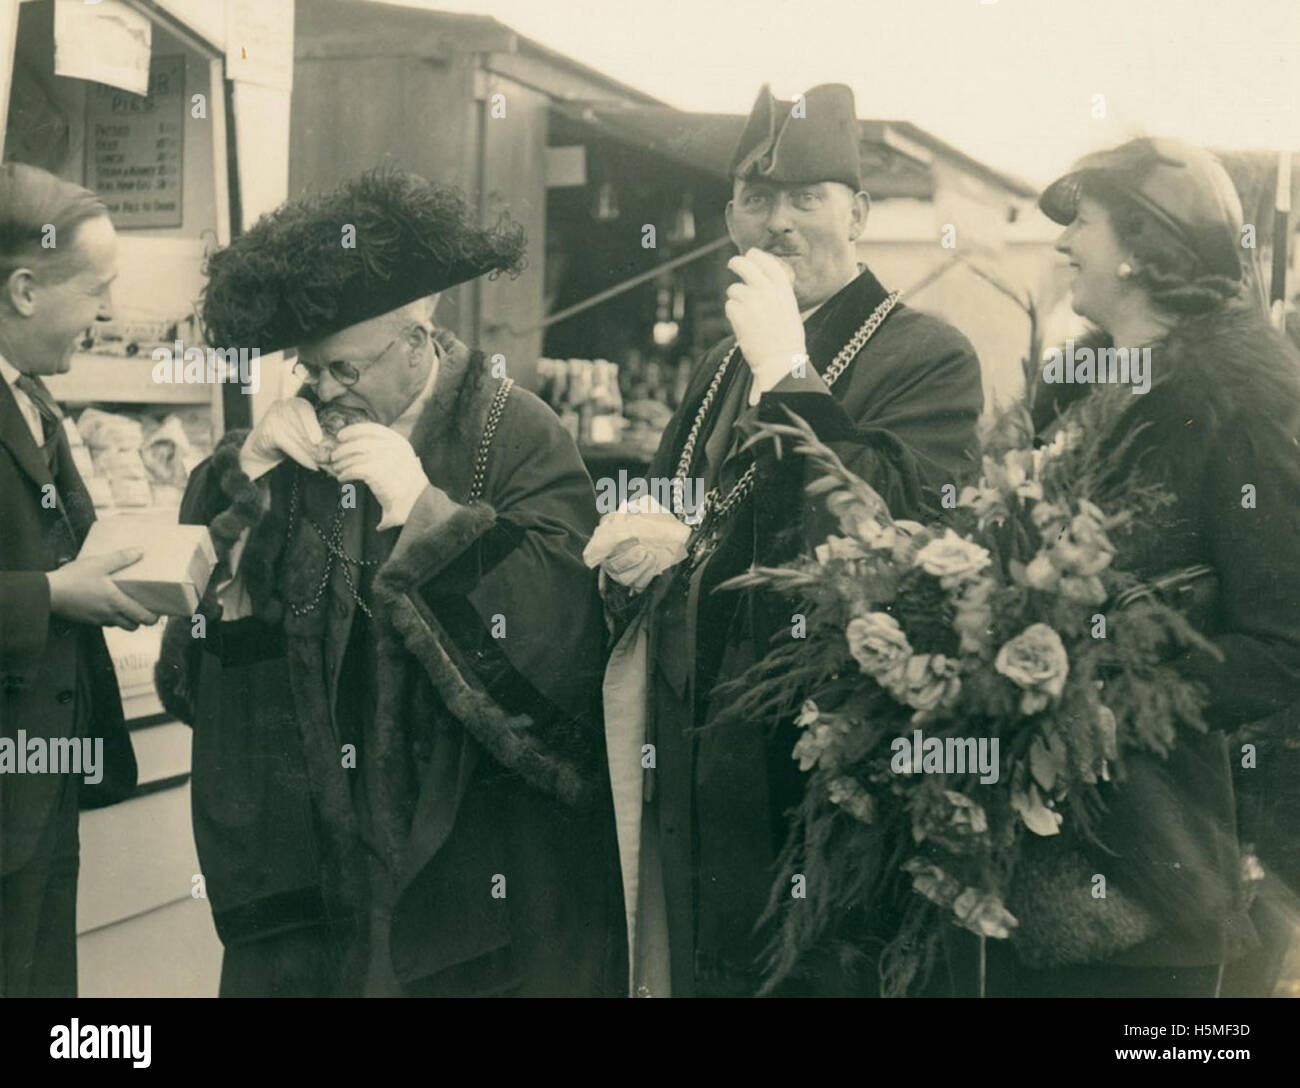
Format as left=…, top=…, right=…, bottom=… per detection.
left=1, top=0, right=1299, bottom=1065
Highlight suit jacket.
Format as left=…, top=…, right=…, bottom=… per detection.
left=0, top=376, right=136, bottom=878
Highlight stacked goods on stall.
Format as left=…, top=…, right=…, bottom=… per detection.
left=72, top=405, right=213, bottom=516
left=537, top=357, right=625, bottom=444
left=538, top=355, right=684, bottom=459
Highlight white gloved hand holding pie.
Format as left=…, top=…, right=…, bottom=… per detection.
left=329, top=422, right=431, bottom=530
left=240, top=397, right=325, bottom=480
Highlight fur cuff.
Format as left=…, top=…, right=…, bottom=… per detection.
left=375, top=500, right=596, bottom=809
left=154, top=614, right=199, bottom=725
left=209, top=438, right=284, bottom=624
left=381, top=488, right=495, bottom=589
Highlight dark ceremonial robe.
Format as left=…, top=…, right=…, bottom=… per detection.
left=617, top=267, right=983, bottom=996
left=156, top=334, right=625, bottom=996
left=0, top=376, right=136, bottom=996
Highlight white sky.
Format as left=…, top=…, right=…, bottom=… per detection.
left=384, top=0, right=1300, bottom=186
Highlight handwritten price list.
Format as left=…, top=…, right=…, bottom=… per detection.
left=85, top=55, right=185, bottom=229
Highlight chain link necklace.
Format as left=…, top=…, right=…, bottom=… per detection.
left=283, top=376, right=515, bottom=621
left=676, top=290, right=900, bottom=568
left=285, top=474, right=382, bottom=620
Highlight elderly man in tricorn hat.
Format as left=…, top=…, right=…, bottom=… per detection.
left=155, top=169, right=624, bottom=997
left=590, top=84, right=984, bottom=997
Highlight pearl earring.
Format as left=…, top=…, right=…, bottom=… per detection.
left=1117, top=261, right=1133, bottom=279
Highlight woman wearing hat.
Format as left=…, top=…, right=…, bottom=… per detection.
left=990, top=138, right=1300, bottom=996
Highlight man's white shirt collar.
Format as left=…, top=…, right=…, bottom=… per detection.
left=0, top=351, right=22, bottom=386
left=0, top=351, right=46, bottom=447
left=389, top=339, right=441, bottom=441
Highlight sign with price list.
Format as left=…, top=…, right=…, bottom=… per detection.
left=85, top=55, right=185, bottom=230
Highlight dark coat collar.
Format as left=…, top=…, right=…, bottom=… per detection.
left=804, top=264, right=892, bottom=376
left=0, top=375, right=96, bottom=540
left=1033, top=301, right=1300, bottom=438
left=408, top=330, right=488, bottom=459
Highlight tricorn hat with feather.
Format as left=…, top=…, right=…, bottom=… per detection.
left=201, top=168, right=526, bottom=353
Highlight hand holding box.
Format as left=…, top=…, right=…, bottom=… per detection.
left=78, top=520, right=217, bottom=617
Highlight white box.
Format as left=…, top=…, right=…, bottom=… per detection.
left=79, top=520, right=216, bottom=617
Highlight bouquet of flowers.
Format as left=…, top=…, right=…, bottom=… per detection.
left=719, top=401, right=1219, bottom=996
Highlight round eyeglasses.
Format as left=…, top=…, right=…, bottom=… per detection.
left=291, top=328, right=415, bottom=388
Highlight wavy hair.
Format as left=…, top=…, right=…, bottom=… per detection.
left=1084, top=175, right=1241, bottom=316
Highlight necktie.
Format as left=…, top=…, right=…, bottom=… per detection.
left=14, top=372, right=65, bottom=474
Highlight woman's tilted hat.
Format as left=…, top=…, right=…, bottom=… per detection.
left=730, top=83, right=862, bottom=191
left=201, top=168, right=526, bottom=352
left=1039, top=137, right=1245, bottom=280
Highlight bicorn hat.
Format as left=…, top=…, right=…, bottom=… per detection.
left=729, top=83, right=862, bottom=191
left=201, top=168, right=526, bottom=352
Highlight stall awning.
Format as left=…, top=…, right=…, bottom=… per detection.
left=551, top=101, right=942, bottom=200
left=552, top=100, right=1041, bottom=202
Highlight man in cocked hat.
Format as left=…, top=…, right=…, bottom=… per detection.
left=591, top=84, right=985, bottom=996
left=156, top=169, right=624, bottom=997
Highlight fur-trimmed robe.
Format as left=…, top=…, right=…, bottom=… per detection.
left=156, top=334, right=625, bottom=996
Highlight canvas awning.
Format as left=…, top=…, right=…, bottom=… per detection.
left=552, top=100, right=957, bottom=200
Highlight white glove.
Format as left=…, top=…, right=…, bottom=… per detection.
left=725, top=248, right=810, bottom=406
left=329, top=422, right=430, bottom=530
left=240, top=397, right=325, bottom=479
left=583, top=498, right=690, bottom=592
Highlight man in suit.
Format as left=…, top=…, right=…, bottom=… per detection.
left=0, top=163, right=145, bottom=996
left=594, top=84, right=985, bottom=996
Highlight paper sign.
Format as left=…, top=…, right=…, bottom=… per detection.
left=225, top=0, right=295, bottom=91
left=85, top=55, right=185, bottom=230
left=53, top=0, right=152, bottom=97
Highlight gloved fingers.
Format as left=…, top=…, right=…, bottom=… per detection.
left=284, top=440, right=324, bottom=472
left=583, top=515, right=642, bottom=566
left=604, top=541, right=649, bottom=576
left=329, top=435, right=406, bottom=465
left=289, top=400, right=325, bottom=446
left=744, top=247, right=798, bottom=287
left=331, top=457, right=376, bottom=484
left=335, top=422, right=393, bottom=444
left=267, top=396, right=323, bottom=443
left=607, top=551, right=657, bottom=588
left=625, top=554, right=662, bottom=590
